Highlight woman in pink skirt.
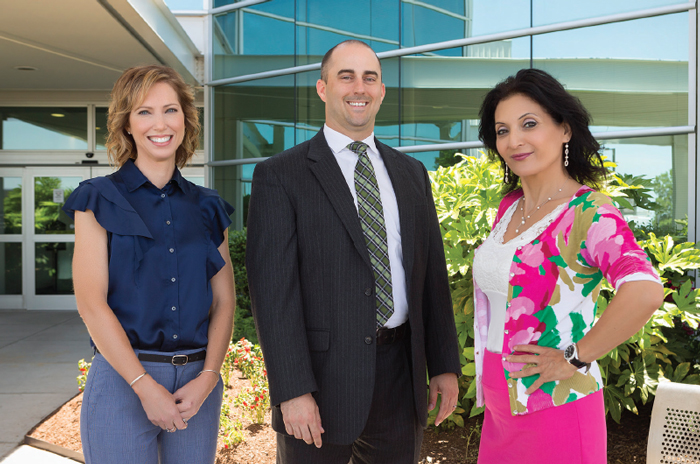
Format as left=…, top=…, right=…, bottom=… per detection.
left=473, top=69, right=663, bottom=463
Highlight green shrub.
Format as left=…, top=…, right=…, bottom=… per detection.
left=229, top=228, right=258, bottom=345
left=429, top=155, right=700, bottom=428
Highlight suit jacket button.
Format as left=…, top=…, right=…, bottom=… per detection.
left=365, top=336, right=373, bottom=345
left=365, top=288, right=372, bottom=296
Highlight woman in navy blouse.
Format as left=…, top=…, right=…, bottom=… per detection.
left=64, top=65, right=235, bottom=463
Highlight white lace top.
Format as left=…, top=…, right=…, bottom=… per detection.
left=473, top=198, right=568, bottom=353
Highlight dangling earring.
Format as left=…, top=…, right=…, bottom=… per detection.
left=504, top=164, right=510, bottom=183
left=564, top=143, right=569, bottom=167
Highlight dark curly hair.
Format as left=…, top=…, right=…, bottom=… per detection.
left=478, top=68, right=606, bottom=193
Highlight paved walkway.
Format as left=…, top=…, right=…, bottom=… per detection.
left=0, top=310, right=93, bottom=462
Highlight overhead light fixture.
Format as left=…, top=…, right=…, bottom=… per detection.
left=51, top=113, right=65, bottom=118
left=14, top=66, right=38, bottom=71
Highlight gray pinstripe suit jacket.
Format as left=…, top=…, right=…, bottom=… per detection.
left=246, top=130, right=461, bottom=445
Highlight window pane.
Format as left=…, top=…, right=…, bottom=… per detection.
left=0, top=107, right=88, bottom=150
left=35, top=242, right=74, bottom=295
left=533, top=0, right=684, bottom=27
left=601, top=134, right=687, bottom=240
left=35, top=176, right=82, bottom=234
left=214, top=74, right=295, bottom=162
left=533, top=13, right=689, bottom=131
left=296, top=0, right=399, bottom=66
left=1, top=177, right=21, bottom=234
left=0, top=243, right=21, bottom=295
left=402, top=0, right=529, bottom=53
left=400, top=42, right=529, bottom=169
left=96, top=107, right=108, bottom=150
left=295, top=69, right=323, bottom=145
left=213, top=1, right=295, bottom=80
left=213, top=0, right=238, bottom=7
left=213, top=75, right=295, bottom=229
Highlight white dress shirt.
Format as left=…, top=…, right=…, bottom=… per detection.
left=323, top=125, right=408, bottom=328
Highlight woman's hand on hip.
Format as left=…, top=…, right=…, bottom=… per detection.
left=173, top=371, right=220, bottom=422
left=507, top=344, right=579, bottom=395
left=132, top=375, right=188, bottom=431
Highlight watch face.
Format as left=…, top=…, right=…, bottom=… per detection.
left=564, top=345, right=575, bottom=359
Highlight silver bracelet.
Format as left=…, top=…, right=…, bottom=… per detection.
left=197, top=369, right=219, bottom=378
left=129, top=372, right=148, bottom=387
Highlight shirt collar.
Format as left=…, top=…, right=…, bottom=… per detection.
left=119, top=158, right=186, bottom=193
left=323, top=124, right=377, bottom=156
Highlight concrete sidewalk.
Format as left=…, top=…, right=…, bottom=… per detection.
left=0, top=310, right=93, bottom=461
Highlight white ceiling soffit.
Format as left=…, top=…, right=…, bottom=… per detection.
left=0, top=0, right=202, bottom=92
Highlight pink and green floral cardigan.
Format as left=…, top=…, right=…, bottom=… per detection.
left=473, top=186, right=659, bottom=416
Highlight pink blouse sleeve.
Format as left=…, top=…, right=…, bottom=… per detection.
left=580, top=198, right=660, bottom=289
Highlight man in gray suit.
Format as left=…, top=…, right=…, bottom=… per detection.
left=246, top=40, right=461, bottom=463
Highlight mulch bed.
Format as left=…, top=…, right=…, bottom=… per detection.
left=28, top=371, right=651, bottom=463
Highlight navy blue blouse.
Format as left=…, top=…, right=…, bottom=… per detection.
left=63, top=159, right=234, bottom=351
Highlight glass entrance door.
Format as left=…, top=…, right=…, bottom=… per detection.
left=0, top=169, right=24, bottom=309
left=23, top=168, right=91, bottom=310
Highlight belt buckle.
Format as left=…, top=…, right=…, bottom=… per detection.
left=172, top=354, right=189, bottom=366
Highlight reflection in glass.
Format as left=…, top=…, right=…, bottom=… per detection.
left=296, top=0, right=399, bottom=65
left=1, top=177, right=21, bottom=234
left=533, top=14, right=688, bottom=131
left=35, top=177, right=82, bottom=234
left=402, top=0, right=529, bottom=53
left=96, top=107, right=108, bottom=150
left=214, top=1, right=295, bottom=80
left=0, top=243, right=21, bottom=295
left=0, top=107, right=88, bottom=150
left=213, top=75, right=295, bottom=162
left=400, top=42, right=528, bottom=168
left=600, top=135, right=687, bottom=240
left=35, top=242, right=74, bottom=295
left=214, top=76, right=295, bottom=229
left=213, top=0, right=237, bottom=7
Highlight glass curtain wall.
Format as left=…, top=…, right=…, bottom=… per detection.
left=209, top=1, right=693, bottom=237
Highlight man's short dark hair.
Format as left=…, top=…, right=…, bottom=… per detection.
left=320, top=40, right=382, bottom=82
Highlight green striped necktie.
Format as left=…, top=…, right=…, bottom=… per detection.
left=348, top=141, right=394, bottom=327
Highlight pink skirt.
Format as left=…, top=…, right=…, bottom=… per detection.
left=477, top=349, right=607, bottom=464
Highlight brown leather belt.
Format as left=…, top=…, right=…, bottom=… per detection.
left=376, top=322, right=408, bottom=346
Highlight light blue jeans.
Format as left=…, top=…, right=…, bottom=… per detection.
left=81, top=347, right=223, bottom=464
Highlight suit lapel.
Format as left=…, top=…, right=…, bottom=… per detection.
left=308, top=131, right=372, bottom=269
left=376, top=140, right=416, bottom=288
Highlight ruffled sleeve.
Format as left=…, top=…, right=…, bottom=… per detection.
left=197, top=186, right=235, bottom=280
left=62, top=177, right=153, bottom=270
left=63, top=178, right=152, bottom=239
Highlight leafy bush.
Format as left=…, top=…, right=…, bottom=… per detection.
left=229, top=229, right=258, bottom=344
left=429, top=155, right=700, bottom=428
left=428, top=155, right=502, bottom=426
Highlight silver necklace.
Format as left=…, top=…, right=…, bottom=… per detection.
left=515, top=179, right=570, bottom=234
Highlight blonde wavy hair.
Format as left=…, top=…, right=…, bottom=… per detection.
left=106, top=65, right=200, bottom=168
